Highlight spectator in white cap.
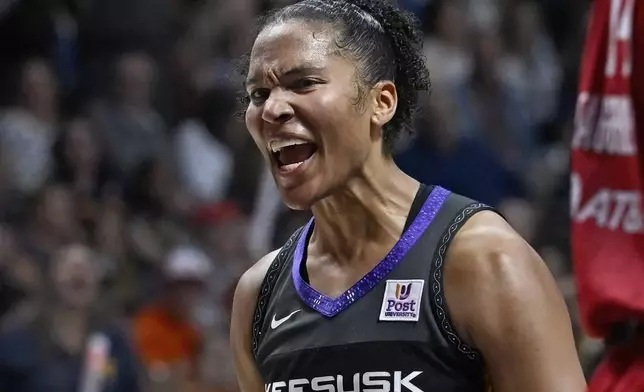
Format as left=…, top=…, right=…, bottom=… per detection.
left=162, top=246, right=212, bottom=285
left=133, top=245, right=212, bottom=389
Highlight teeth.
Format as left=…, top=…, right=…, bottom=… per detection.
left=281, top=161, right=304, bottom=172
left=269, top=139, right=309, bottom=153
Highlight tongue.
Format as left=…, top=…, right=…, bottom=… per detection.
left=277, top=143, right=316, bottom=166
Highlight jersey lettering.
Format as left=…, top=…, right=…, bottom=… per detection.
left=571, top=173, right=643, bottom=233
left=572, top=93, right=636, bottom=155
left=265, top=371, right=423, bottom=392
left=606, top=0, right=635, bottom=78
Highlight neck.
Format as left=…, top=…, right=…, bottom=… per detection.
left=51, top=306, right=88, bottom=329
left=50, top=306, right=89, bottom=353
left=162, top=295, right=188, bottom=322
left=310, top=154, right=419, bottom=264
left=30, top=105, right=57, bottom=124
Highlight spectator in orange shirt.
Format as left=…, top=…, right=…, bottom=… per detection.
left=133, top=246, right=212, bottom=387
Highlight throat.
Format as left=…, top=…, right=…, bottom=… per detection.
left=304, top=249, right=386, bottom=298
left=309, top=174, right=422, bottom=265
left=50, top=311, right=88, bottom=354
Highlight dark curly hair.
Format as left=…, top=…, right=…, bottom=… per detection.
left=239, top=0, right=432, bottom=154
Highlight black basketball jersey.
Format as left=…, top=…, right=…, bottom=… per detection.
left=252, top=185, right=496, bottom=392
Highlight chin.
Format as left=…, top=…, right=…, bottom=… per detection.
left=277, top=182, right=324, bottom=211
left=275, top=167, right=351, bottom=211
left=279, top=190, right=317, bottom=211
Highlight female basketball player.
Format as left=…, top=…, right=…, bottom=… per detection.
left=231, top=1, right=586, bottom=391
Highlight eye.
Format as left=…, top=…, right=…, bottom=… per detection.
left=291, top=78, right=320, bottom=91
left=249, top=88, right=270, bottom=105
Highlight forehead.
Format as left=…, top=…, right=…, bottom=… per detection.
left=248, top=21, right=333, bottom=80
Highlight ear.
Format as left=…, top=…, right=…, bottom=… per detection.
left=370, top=81, right=398, bottom=128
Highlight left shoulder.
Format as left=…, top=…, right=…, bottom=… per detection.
left=443, top=210, right=586, bottom=391
left=444, top=209, right=556, bottom=331
left=448, top=209, right=538, bottom=273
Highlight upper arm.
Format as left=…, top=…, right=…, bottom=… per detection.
left=230, top=249, right=280, bottom=392
left=445, top=212, right=586, bottom=392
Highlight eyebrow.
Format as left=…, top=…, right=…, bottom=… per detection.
left=245, top=65, right=325, bottom=87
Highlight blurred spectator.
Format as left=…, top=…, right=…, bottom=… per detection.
left=187, top=0, right=258, bottom=61
left=21, top=184, right=84, bottom=262
left=174, top=89, right=236, bottom=205
left=196, top=200, right=252, bottom=314
left=52, top=116, right=120, bottom=231
left=124, top=159, right=194, bottom=304
left=91, top=53, right=169, bottom=179
left=498, top=197, right=537, bottom=243
left=94, top=197, right=134, bottom=312
left=423, top=0, right=473, bottom=88
left=94, top=198, right=127, bottom=271
left=195, top=201, right=252, bottom=321
left=499, top=1, right=562, bottom=127
left=76, top=0, right=180, bottom=102
left=197, top=201, right=250, bottom=285
left=0, top=0, right=56, bottom=105
left=133, top=246, right=211, bottom=390
left=0, top=244, right=140, bottom=391
left=0, top=245, right=40, bottom=331
left=465, top=0, right=501, bottom=32
left=453, top=30, right=534, bottom=173
left=0, top=59, right=59, bottom=195
left=52, top=116, right=118, bottom=200
left=0, top=224, right=25, bottom=320
left=396, top=90, right=524, bottom=207
left=194, top=203, right=254, bottom=390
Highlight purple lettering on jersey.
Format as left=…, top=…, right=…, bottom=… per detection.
left=292, top=186, right=451, bottom=317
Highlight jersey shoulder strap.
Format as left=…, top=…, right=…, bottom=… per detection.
left=251, top=225, right=305, bottom=357
left=429, top=192, right=499, bottom=361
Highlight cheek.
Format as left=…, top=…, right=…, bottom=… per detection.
left=318, top=94, right=371, bottom=152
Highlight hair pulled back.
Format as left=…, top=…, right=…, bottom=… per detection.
left=241, top=0, right=431, bottom=153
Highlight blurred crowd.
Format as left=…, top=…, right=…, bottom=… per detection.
left=0, top=0, right=599, bottom=391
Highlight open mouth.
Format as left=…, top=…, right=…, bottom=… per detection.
left=271, top=140, right=318, bottom=172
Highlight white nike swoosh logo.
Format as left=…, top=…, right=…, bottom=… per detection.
left=271, top=310, right=301, bottom=330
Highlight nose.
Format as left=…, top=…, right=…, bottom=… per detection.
left=261, top=89, right=294, bottom=125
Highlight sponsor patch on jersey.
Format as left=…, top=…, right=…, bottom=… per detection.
left=379, top=279, right=424, bottom=322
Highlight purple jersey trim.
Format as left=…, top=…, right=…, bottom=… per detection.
left=292, top=186, right=451, bottom=317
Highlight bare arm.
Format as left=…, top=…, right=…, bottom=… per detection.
left=230, top=249, right=281, bottom=392
left=445, top=212, right=586, bottom=392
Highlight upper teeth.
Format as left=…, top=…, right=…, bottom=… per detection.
left=270, top=139, right=308, bottom=153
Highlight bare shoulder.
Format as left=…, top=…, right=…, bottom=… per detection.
left=234, top=248, right=282, bottom=316
left=444, top=210, right=559, bottom=335
left=446, top=210, right=540, bottom=281
left=452, top=209, right=525, bottom=251
left=444, top=210, right=585, bottom=391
